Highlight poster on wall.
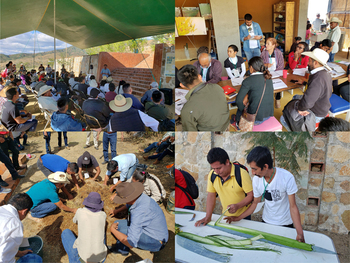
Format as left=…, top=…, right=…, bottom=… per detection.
left=199, top=3, right=212, bottom=20
left=175, top=17, right=207, bottom=36
left=175, top=7, right=182, bottom=17
left=181, top=7, right=200, bottom=17
left=165, top=53, right=175, bottom=77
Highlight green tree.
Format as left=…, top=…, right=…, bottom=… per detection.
left=242, top=132, right=313, bottom=177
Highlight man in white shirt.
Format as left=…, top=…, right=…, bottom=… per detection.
left=227, top=146, right=305, bottom=243
left=0, top=193, right=42, bottom=262
left=37, top=85, right=58, bottom=112
left=312, top=13, right=323, bottom=31
left=326, top=17, right=342, bottom=62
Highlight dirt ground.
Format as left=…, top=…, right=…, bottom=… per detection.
left=13, top=131, right=175, bottom=263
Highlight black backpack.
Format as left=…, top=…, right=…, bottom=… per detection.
left=175, top=170, right=199, bottom=204
left=158, top=118, right=175, bottom=131
left=210, top=161, right=249, bottom=195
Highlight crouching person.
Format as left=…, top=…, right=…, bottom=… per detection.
left=61, top=192, right=107, bottom=263
left=109, top=182, right=168, bottom=255
left=26, top=172, right=77, bottom=218
left=0, top=193, right=42, bottom=263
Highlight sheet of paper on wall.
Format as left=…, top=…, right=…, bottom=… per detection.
left=199, top=3, right=212, bottom=20
left=231, top=77, right=244, bottom=86
left=272, top=78, right=287, bottom=90
left=165, top=53, right=175, bottom=77
left=175, top=89, right=189, bottom=115
left=292, top=68, right=308, bottom=76
left=175, top=17, right=207, bottom=36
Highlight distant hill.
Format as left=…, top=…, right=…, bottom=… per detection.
left=0, top=46, right=87, bottom=70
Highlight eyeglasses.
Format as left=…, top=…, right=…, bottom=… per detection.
left=296, top=46, right=304, bottom=50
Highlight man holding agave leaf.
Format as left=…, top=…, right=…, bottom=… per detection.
left=195, top=147, right=254, bottom=227
left=226, top=146, right=305, bottom=243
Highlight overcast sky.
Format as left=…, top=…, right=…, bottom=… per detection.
left=0, top=31, right=72, bottom=55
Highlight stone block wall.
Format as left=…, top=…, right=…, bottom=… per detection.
left=175, top=132, right=349, bottom=234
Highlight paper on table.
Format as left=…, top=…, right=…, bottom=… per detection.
left=231, top=77, right=244, bottom=86
left=327, top=63, right=346, bottom=73
left=270, top=70, right=287, bottom=79
left=175, top=89, right=189, bottom=115
left=338, top=61, right=350, bottom=66
left=292, top=68, right=308, bottom=76
left=272, top=79, right=287, bottom=90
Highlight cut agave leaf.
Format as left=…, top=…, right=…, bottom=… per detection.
left=215, top=208, right=229, bottom=225
left=177, top=232, right=224, bottom=247
left=175, top=223, right=183, bottom=228
left=174, top=211, right=195, bottom=215
left=206, top=235, right=252, bottom=246
left=208, top=222, right=313, bottom=251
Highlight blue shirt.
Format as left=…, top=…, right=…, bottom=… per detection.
left=123, top=94, right=145, bottom=112
left=127, top=193, right=168, bottom=247
left=41, top=154, right=70, bottom=173
left=140, top=89, right=165, bottom=105
left=100, top=68, right=111, bottom=77
left=26, top=179, right=60, bottom=209
left=106, top=154, right=137, bottom=181
left=51, top=111, right=84, bottom=131
left=239, top=21, right=263, bottom=52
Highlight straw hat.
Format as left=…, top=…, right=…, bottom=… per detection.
left=102, top=76, right=107, bottom=80
left=0, top=86, right=15, bottom=98
left=48, top=172, right=70, bottom=184
left=40, top=71, right=45, bottom=75
left=302, top=49, right=331, bottom=71
left=37, top=85, right=53, bottom=97
left=107, top=77, right=113, bottom=83
left=150, top=82, right=158, bottom=89
left=89, top=79, right=98, bottom=88
left=329, top=17, right=342, bottom=24
left=109, top=94, right=132, bottom=112
left=112, top=182, right=144, bottom=204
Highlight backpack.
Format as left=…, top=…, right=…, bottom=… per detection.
left=210, top=161, right=249, bottom=195
left=175, top=170, right=199, bottom=204
left=158, top=118, right=175, bottom=131
left=147, top=174, right=166, bottom=201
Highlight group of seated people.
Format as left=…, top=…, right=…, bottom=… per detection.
left=175, top=14, right=349, bottom=132
left=0, top=147, right=171, bottom=262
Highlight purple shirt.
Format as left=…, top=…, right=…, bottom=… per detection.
left=105, top=91, right=116, bottom=102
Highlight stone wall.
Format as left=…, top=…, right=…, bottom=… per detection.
left=175, top=132, right=350, bottom=234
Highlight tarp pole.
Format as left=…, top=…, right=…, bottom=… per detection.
left=33, top=31, right=36, bottom=69
left=54, top=0, right=56, bottom=84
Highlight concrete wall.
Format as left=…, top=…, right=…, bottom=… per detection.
left=211, top=0, right=241, bottom=70
left=297, top=0, right=309, bottom=41
left=175, top=132, right=350, bottom=234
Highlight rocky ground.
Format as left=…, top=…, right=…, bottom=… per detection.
left=13, top=131, right=175, bottom=263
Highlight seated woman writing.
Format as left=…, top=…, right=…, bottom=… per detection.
left=260, top=38, right=285, bottom=108
left=231, top=57, right=274, bottom=129
left=224, top=45, right=246, bottom=79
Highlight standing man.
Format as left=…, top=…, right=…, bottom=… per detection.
left=77, top=151, right=101, bottom=181
left=101, top=64, right=111, bottom=79
left=0, top=193, right=42, bottom=262
left=102, top=131, right=117, bottom=164
left=312, top=13, right=323, bottom=32
left=326, top=17, right=342, bottom=62
left=239, top=13, right=263, bottom=61
left=195, top=147, right=253, bottom=226
left=105, top=153, right=139, bottom=188
left=193, top=53, right=222, bottom=84
left=227, top=146, right=305, bottom=243
left=46, top=64, right=52, bottom=77
left=36, top=153, right=79, bottom=193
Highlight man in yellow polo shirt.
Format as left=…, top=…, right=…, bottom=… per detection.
left=195, top=147, right=253, bottom=226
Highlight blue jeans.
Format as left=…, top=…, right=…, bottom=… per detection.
left=328, top=52, right=335, bottom=62
left=30, top=202, right=57, bottom=218
left=126, top=158, right=138, bottom=180
left=147, top=149, right=174, bottom=161
left=244, top=48, right=261, bottom=62
left=61, top=229, right=106, bottom=263
left=103, top=132, right=117, bottom=162
left=17, top=253, right=42, bottom=262
left=114, top=219, right=164, bottom=252
left=144, top=141, right=169, bottom=153
left=15, top=119, right=38, bottom=132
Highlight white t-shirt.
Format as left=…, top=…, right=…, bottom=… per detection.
left=253, top=167, right=298, bottom=226
left=247, top=25, right=258, bottom=49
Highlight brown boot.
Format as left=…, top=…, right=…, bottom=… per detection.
left=143, top=156, right=148, bottom=161
left=153, top=159, right=160, bottom=165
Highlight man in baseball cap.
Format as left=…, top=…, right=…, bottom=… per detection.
left=108, top=182, right=168, bottom=255
left=26, top=172, right=78, bottom=218
left=77, top=151, right=101, bottom=182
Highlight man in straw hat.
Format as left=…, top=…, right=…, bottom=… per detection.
left=61, top=192, right=107, bottom=263
left=26, top=172, right=78, bottom=218
left=108, top=182, right=168, bottom=255
left=108, top=94, right=159, bottom=131
left=0, top=193, right=43, bottom=262
left=37, top=85, right=57, bottom=112
left=326, top=17, right=342, bottom=62
left=282, top=48, right=332, bottom=129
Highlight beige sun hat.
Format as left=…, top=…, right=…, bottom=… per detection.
left=0, top=86, right=15, bottom=98
left=329, top=17, right=342, bottom=24
left=102, top=76, right=107, bottom=80
left=109, top=94, right=132, bottom=112
left=302, top=48, right=331, bottom=71
left=48, top=172, right=70, bottom=184
left=37, top=85, right=53, bottom=97
left=107, top=76, right=113, bottom=83
left=89, top=79, right=98, bottom=88
left=40, top=71, right=45, bottom=75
